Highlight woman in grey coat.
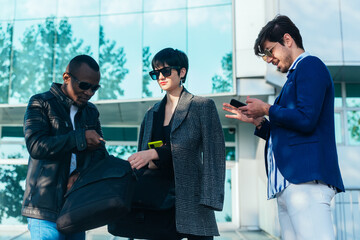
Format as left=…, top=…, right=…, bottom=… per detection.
left=128, top=48, right=226, bottom=239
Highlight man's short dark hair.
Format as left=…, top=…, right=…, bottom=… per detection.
left=68, top=55, right=100, bottom=74
left=254, top=15, right=304, bottom=56
left=151, top=48, right=189, bottom=82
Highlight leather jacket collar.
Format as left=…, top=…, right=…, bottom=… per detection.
left=50, top=83, right=76, bottom=110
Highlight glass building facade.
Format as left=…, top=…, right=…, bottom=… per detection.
left=0, top=0, right=233, bottom=104
left=1, top=0, right=360, bottom=239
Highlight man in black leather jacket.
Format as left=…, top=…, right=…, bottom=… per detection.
left=22, top=55, right=107, bottom=240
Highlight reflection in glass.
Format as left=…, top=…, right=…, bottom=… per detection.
left=335, top=113, right=342, bottom=144
left=106, top=145, right=137, bottom=160
left=187, top=5, right=232, bottom=94
left=54, top=17, right=93, bottom=84
left=15, top=0, right=56, bottom=19
left=0, top=22, right=12, bottom=103
left=188, top=0, right=232, bottom=8
left=144, top=0, right=186, bottom=12
left=143, top=9, right=186, bottom=98
left=58, top=0, right=99, bottom=17
left=345, top=84, right=360, bottom=107
left=100, top=14, right=142, bottom=99
left=11, top=18, right=55, bottom=103
left=0, top=164, right=27, bottom=224
left=0, top=0, right=15, bottom=20
left=226, top=147, right=235, bottom=161
left=215, top=169, right=232, bottom=222
left=347, top=111, right=360, bottom=145
left=100, top=0, right=142, bottom=14
left=98, top=25, right=128, bottom=100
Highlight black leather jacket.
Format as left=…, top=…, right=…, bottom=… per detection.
left=22, top=83, right=107, bottom=222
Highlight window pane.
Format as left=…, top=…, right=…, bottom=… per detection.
left=144, top=0, right=186, bottom=11
left=0, top=0, right=15, bottom=20
left=58, top=0, right=99, bottom=17
left=100, top=14, right=142, bottom=100
left=223, top=128, right=235, bottom=142
left=143, top=9, right=186, bottom=98
left=334, top=83, right=342, bottom=107
left=225, top=146, right=235, bottom=161
left=188, top=0, right=232, bottom=8
left=0, top=138, right=28, bottom=159
left=346, top=84, right=360, bottom=107
left=11, top=19, right=55, bottom=103
left=215, top=168, right=232, bottom=222
left=335, top=112, right=342, bottom=144
left=0, top=22, right=12, bottom=103
left=1, top=126, right=24, bottom=138
left=102, top=127, right=138, bottom=141
left=188, top=5, right=233, bottom=94
left=100, top=0, right=142, bottom=14
left=0, top=165, right=27, bottom=224
left=106, top=145, right=137, bottom=159
left=15, top=0, right=56, bottom=19
left=347, top=111, right=360, bottom=145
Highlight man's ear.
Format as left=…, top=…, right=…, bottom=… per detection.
left=63, top=72, right=70, bottom=84
left=180, top=67, right=186, bottom=79
left=283, top=33, right=294, bottom=47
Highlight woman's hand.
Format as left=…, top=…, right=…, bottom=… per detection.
left=128, top=149, right=159, bottom=170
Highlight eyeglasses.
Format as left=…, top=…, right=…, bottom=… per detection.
left=149, top=66, right=181, bottom=80
left=260, top=42, right=279, bottom=62
left=66, top=72, right=101, bottom=92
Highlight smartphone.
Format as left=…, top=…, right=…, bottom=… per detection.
left=230, top=99, right=247, bottom=108
left=148, top=140, right=163, bottom=149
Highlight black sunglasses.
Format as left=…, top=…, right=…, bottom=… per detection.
left=149, top=66, right=181, bottom=80
left=67, top=72, right=101, bottom=92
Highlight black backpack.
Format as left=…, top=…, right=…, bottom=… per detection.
left=56, top=155, right=135, bottom=234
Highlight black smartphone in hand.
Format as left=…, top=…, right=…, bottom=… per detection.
left=230, top=99, right=246, bottom=108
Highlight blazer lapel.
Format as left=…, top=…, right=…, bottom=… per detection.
left=171, top=89, right=193, bottom=132
left=141, top=97, right=164, bottom=149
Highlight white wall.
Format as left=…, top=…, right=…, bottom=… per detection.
left=234, top=0, right=266, bottom=78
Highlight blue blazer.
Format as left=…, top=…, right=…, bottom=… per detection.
left=255, top=56, right=344, bottom=192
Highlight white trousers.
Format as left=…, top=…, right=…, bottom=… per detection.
left=277, top=182, right=336, bottom=240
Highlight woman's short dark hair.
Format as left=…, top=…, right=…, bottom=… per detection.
left=151, top=48, right=189, bottom=82
left=69, top=55, right=100, bottom=74
left=254, top=15, right=304, bottom=56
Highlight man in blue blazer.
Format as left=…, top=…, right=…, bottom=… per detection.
left=223, top=15, right=344, bottom=240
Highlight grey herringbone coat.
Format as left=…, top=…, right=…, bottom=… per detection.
left=138, top=89, right=226, bottom=236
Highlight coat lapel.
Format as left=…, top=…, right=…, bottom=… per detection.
left=141, top=97, right=164, bottom=149
left=171, top=89, right=193, bottom=132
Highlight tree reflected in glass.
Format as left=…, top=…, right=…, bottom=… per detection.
left=347, top=110, right=360, bottom=145
left=0, top=23, right=12, bottom=104
left=212, top=52, right=232, bottom=93
left=142, top=46, right=153, bottom=98
left=98, top=26, right=129, bottom=100
left=0, top=156, right=27, bottom=224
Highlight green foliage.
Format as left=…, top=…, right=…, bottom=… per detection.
left=211, top=52, right=233, bottom=93
left=0, top=23, right=12, bottom=103
left=348, top=110, right=360, bottom=143
left=0, top=162, right=27, bottom=224
left=142, top=46, right=153, bottom=97
left=98, top=26, right=128, bottom=99
left=225, top=214, right=232, bottom=222
left=106, top=145, right=137, bottom=159
left=11, top=17, right=91, bottom=103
